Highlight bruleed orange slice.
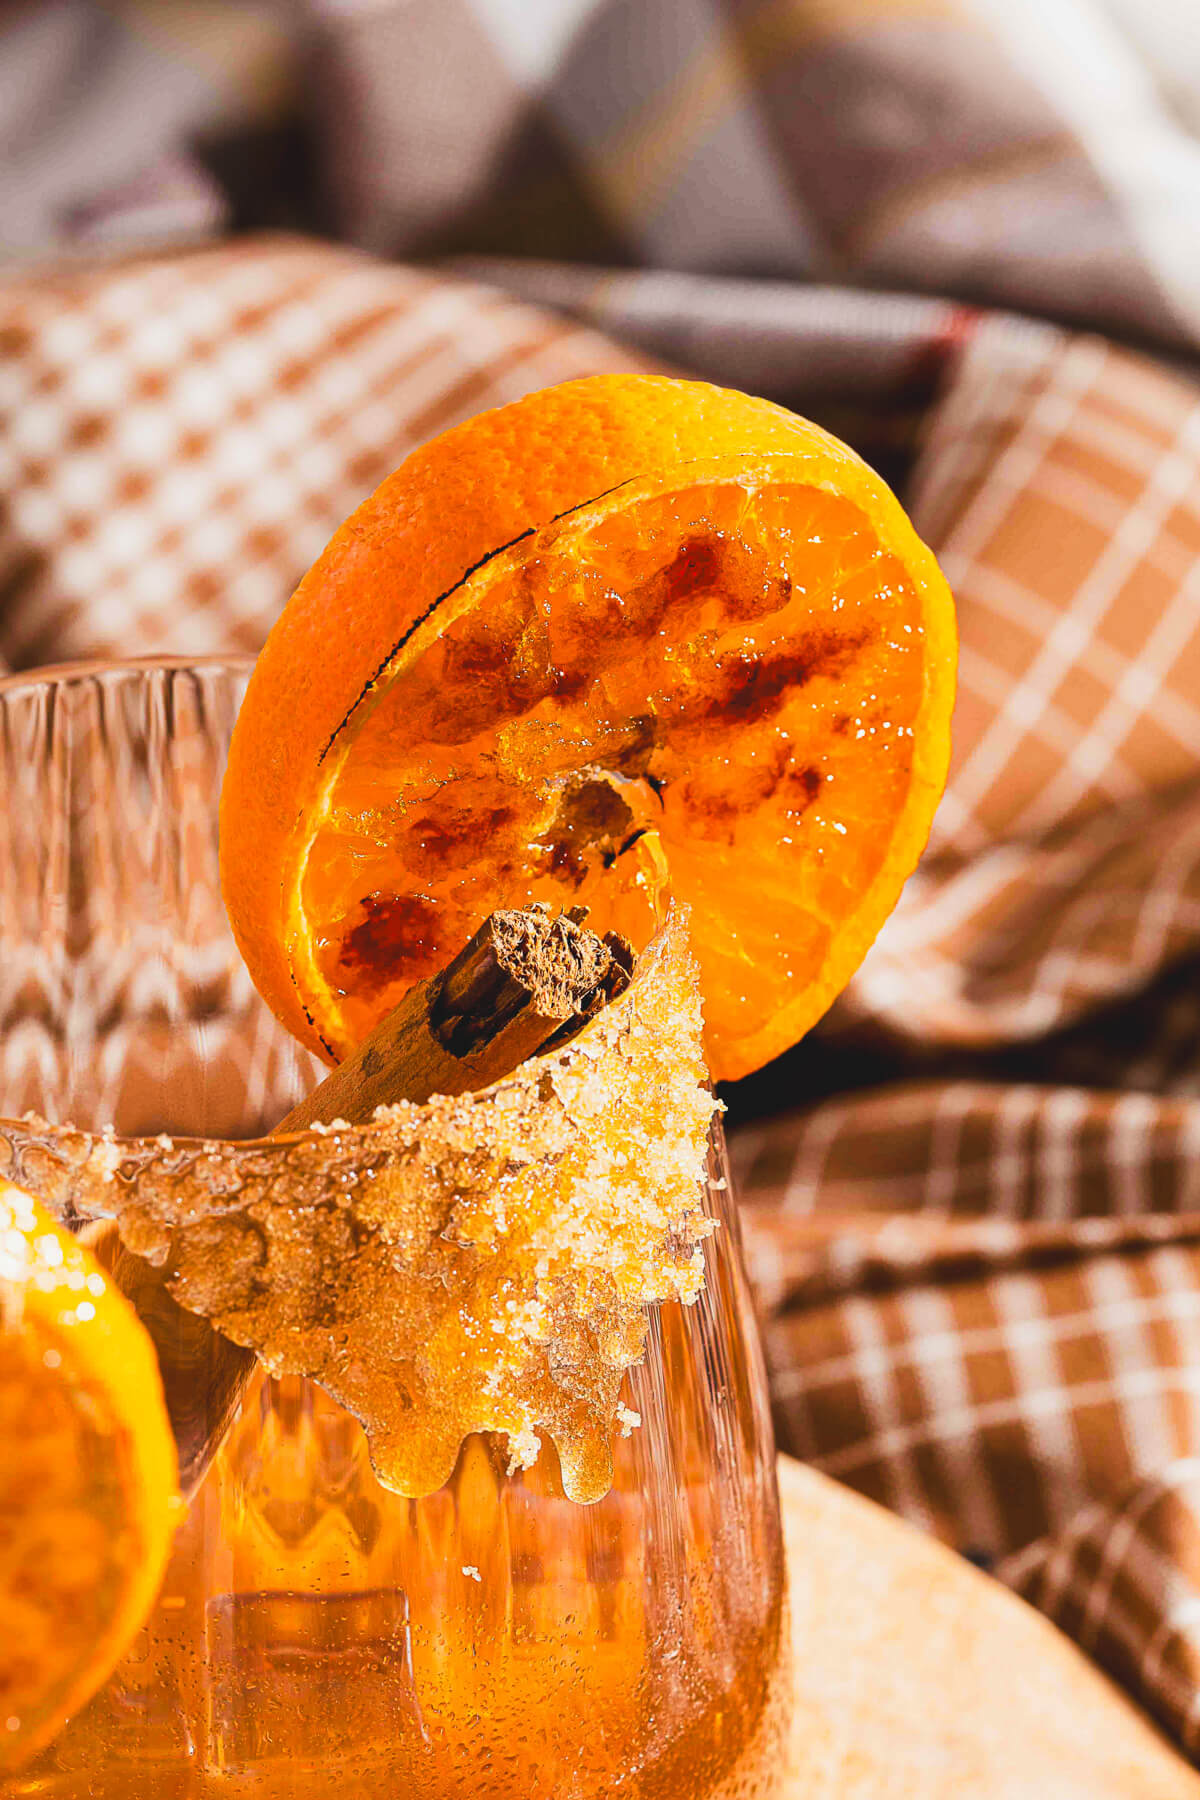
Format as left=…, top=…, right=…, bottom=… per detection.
left=221, top=374, right=955, bottom=1080
left=0, top=1183, right=179, bottom=1774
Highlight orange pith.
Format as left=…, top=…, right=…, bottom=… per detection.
left=0, top=1184, right=180, bottom=1774
left=221, top=375, right=956, bottom=1080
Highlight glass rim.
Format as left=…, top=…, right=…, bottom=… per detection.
left=0, top=651, right=257, bottom=699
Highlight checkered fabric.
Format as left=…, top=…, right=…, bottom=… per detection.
left=0, top=238, right=654, bottom=674
left=306, top=0, right=1200, bottom=353
left=727, top=319, right=1200, bottom=1752
left=5, top=234, right=1200, bottom=1756
left=6, top=2, right=1200, bottom=357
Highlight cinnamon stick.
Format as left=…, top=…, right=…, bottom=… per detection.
left=88, top=905, right=632, bottom=1494
left=279, top=904, right=630, bottom=1129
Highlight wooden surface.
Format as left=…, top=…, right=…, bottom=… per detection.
left=778, top=1456, right=1200, bottom=1797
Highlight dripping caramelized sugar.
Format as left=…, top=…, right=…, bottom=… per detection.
left=13, top=909, right=716, bottom=1505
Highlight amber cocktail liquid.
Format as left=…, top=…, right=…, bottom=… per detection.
left=0, top=664, right=789, bottom=1798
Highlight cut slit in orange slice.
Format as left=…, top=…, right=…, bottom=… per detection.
left=221, top=377, right=956, bottom=1080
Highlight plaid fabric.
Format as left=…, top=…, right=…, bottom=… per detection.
left=5, top=235, right=1200, bottom=1758
left=727, top=318, right=1200, bottom=1751
left=0, top=238, right=654, bottom=674
left=5, top=1, right=1200, bottom=355
left=300, top=0, right=1200, bottom=354
left=307, top=0, right=1200, bottom=348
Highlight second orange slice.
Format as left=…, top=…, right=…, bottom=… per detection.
left=221, top=374, right=955, bottom=1080
left=0, top=1184, right=179, bottom=1774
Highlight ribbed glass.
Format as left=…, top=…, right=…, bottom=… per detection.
left=0, top=660, right=788, bottom=1799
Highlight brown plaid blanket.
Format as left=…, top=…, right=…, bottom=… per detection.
left=4, top=0, right=1200, bottom=1767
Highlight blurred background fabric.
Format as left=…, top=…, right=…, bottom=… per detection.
left=3, top=0, right=1200, bottom=345
left=5, top=0, right=1200, bottom=1765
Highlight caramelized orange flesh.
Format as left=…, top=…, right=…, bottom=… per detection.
left=301, top=480, right=925, bottom=1059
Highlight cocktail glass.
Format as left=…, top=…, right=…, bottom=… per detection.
left=0, top=658, right=789, bottom=1799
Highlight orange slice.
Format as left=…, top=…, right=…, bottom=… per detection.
left=0, top=1183, right=179, bottom=1774
left=221, top=374, right=956, bottom=1080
